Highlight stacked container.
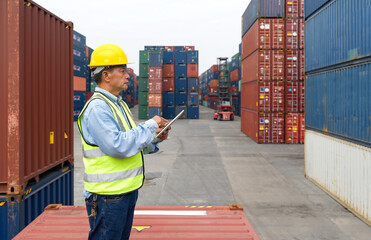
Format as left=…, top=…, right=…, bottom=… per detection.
left=119, top=68, right=136, bottom=108
left=138, top=46, right=199, bottom=119
left=304, top=0, right=371, bottom=225
left=230, top=52, right=241, bottom=116
left=0, top=1, right=74, bottom=239
left=240, top=0, right=305, bottom=144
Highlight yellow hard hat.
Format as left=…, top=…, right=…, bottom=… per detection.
left=88, top=43, right=133, bottom=68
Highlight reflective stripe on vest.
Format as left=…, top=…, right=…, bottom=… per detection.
left=77, top=92, right=144, bottom=195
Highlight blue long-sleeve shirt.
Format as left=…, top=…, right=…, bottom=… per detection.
left=80, top=87, right=160, bottom=198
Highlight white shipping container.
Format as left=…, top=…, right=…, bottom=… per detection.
left=305, top=130, right=371, bottom=226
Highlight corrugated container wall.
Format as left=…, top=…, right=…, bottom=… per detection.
left=305, top=0, right=371, bottom=73
left=241, top=0, right=284, bottom=37
left=305, top=62, right=371, bottom=146
left=305, top=130, right=371, bottom=225
left=304, top=0, right=331, bottom=19
left=0, top=0, right=74, bottom=194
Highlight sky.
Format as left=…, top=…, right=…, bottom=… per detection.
left=33, top=0, right=250, bottom=74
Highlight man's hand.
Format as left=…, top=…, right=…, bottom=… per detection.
left=152, top=116, right=168, bottom=128
left=156, top=125, right=171, bottom=141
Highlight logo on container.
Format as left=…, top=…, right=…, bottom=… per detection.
left=74, top=65, right=81, bottom=71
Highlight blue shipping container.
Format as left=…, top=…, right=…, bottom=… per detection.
left=149, top=107, right=162, bottom=118
left=73, top=104, right=84, bottom=121
left=73, top=30, right=86, bottom=47
left=231, top=58, right=240, bottom=71
left=187, top=106, right=199, bottom=119
left=175, top=92, right=187, bottom=105
left=174, top=51, right=187, bottom=64
left=187, top=92, right=199, bottom=105
left=175, top=64, right=187, bottom=79
left=305, top=0, right=330, bottom=20
left=187, top=51, right=198, bottom=64
left=305, top=0, right=371, bottom=73
left=73, top=60, right=88, bottom=78
left=242, top=0, right=284, bottom=37
left=0, top=165, right=73, bottom=240
left=175, top=78, right=187, bottom=92
left=144, top=46, right=155, bottom=51
left=73, top=44, right=87, bottom=63
left=174, top=46, right=185, bottom=52
left=187, top=78, right=198, bottom=91
left=163, top=106, right=176, bottom=119
left=73, top=91, right=86, bottom=105
left=149, top=53, right=162, bottom=67
left=175, top=106, right=187, bottom=119
left=163, top=51, right=174, bottom=64
left=163, top=92, right=175, bottom=106
left=306, top=62, right=371, bottom=146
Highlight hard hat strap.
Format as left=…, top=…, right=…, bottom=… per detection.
left=93, top=66, right=105, bottom=75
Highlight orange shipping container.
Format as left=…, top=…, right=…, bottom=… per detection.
left=148, top=79, right=162, bottom=94
left=73, top=76, right=86, bottom=91
left=162, top=64, right=175, bottom=78
left=230, top=68, right=240, bottom=81
left=148, top=94, right=162, bottom=107
left=209, top=79, right=219, bottom=87
left=187, top=64, right=199, bottom=78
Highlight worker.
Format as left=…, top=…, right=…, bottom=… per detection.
left=77, top=43, right=170, bottom=240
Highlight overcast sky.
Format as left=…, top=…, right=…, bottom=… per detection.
left=34, top=0, right=250, bottom=74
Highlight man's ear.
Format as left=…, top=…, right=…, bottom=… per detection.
left=102, top=70, right=110, bottom=82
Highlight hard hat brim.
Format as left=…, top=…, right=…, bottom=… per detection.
left=88, top=62, right=135, bottom=68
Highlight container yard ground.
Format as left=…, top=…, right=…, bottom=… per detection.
left=73, top=105, right=371, bottom=240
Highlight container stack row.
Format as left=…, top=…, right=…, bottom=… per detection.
left=240, top=0, right=305, bottom=144
left=229, top=49, right=242, bottom=116
left=138, top=46, right=199, bottom=120
left=304, top=0, right=371, bottom=225
left=119, top=68, right=137, bottom=109
left=0, top=2, right=74, bottom=239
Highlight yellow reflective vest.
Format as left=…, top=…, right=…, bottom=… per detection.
left=77, top=92, right=144, bottom=195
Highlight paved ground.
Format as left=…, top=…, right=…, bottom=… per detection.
left=73, top=105, right=371, bottom=240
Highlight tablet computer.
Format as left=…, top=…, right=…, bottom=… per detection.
left=156, top=110, right=184, bottom=138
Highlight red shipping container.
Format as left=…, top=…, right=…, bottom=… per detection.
left=148, top=79, right=162, bottom=94
left=300, top=113, right=305, bottom=144
left=209, top=64, right=218, bottom=73
left=286, top=19, right=305, bottom=49
left=241, top=19, right=270, bottom=60
left=241, top=81, right=271, bottom=112
left=209, top=79, right=219, bottom=87
left=285, top=50, right=305, bottom=81
left=162, top=64, right=175, bottom=78
left=163, top=78, right=175, bottom=92
left=164, top=46, right=174, bottom=51
left=286, top=0, right=304, bottom=18
left=241, top=50, right=271, bottom=83
left=286, top=113, right=300, bottom=144
left=286, top=81, right=303, bottom=112
left=230, top=68, right=240, bottom=81
left=300, top=82, right=305, bottom=112
left=184, top=46, right=195, bottom=51
left=86, top=92, right=94, bottom=102
left=271, top=50, right=284, bottom=80
left=74, top=76, right=86, bottom=91
left=149, top=67, right=162, bottom=80
left=271, top=81, right=285, bottom=112
left=271, top=19, right=285, bottom=49
left=187, top=64, right=199, bottom=78
left=134, top=100, right=138, bottom=105
left=229, top=86, right=238, bottom=94
left=148, top=94, right=162, bottom=107
left=208, top=87, right=218, bottom=94
left=271, top=113, right=285, bottom=143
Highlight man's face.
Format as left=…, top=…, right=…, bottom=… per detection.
left=107, top=66, right=129, bottom=92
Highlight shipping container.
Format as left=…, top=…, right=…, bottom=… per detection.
left=187, top=78, right=198, bottom=92
left=175, top=92, right=187, bottom=106
left=0, top=0, right=73, bottom=194
left=138, top=105, right=149, bottom=119
left=304, top=0, right=330, bottom=19
left=187, top=64, right=199, bottom=78
left=174, top=51, right=187, bottom=64
left=230, top=69, right=240, bottom=82
left=148, top=79, right=162, bottom=94
left=164, top=46, right=175, bottom=51
left=305, top=0, right=371, bottom=72
left=241, top=81, right=271, bottom=112
left=73, top=30, right=86, bottom=47
left=163, top=106, right=176, bottom=119
left=174, top=46, right=185, bottom=52
left=241, top=19, right=284, bottom=60
left=305, top=62, right=371, bottom=146
left=242, top=0, right=284, bottom=37
left=286, top=0, right=304, bottom=18
left=162, top=92, right=175, bottom=106
left=148, top=107, right=162, bottom=118
left=139, top=78, right=148, bottom=92
left=187, top=106, right=199, bottom=119
left=285, top=50, right=305, bottom=81
left=0, top=165, right=73, bottom=240
left=187, top=92, right=199, bottom=106
left=285, top=18, right=304, bottom=49
left=285, top=81, right=303, bottom=113
left=285, top=113, right=300, bottom=144
left=73, top=60, right=88, bottom=78
left=187, top=50, right=198, bottom=64
left=13, top=205, right=261, bottom=240
left=163, top=51, right=174, bottom=64
left=138, top=92, right=149, bottom=106
left=139, top=64, right=149, bottom=78
left=175, top=64, right=187, bottom=78
left=163, top=64, right=175, bottom=78
left=149, top=53, right=162, bottom=67
left=175, top=106, right=187, bottom=119
left=305, top=130, right=371, bottom=225
left=241, top=50, right=271, bottom=83
left=149, top=67, right=162, bottom=80
left=73, top=91, right=86, bottom=105
left=73, top=44, right=87, bottom=63
left=175, top=78, right=187, bottom=92
left=73, top=76, right=87, bottom=91
left=184, top=46, right=195, bottom=51
left=148, top=94, right=162, bottom=107
left=139, top=50, right=149, bottom=64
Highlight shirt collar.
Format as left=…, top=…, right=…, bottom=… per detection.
left=95, top=87, right=123, bottom=103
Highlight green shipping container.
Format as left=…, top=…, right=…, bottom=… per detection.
left=139, top=64, right=149, bottom=78
left=91, top=81, right=97, bottom=92
left=139, top=77, right=148, bottom=92
left=140, top=50, right=149, bottom=64
left=138, top=91, right=148, bottom=105
left=231, top=53, right=239, bottom=61
left=148, top=50, right=163, bottom=55
left=138, top=105, right=148, bottom=119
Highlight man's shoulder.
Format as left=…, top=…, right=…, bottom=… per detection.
left=84, top=98, right=111, bottom=116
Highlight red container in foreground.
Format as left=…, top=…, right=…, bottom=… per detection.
left=230, top=68, right=240, bottom=81
left=149, top=67, right=162, bottom=80
left=286, top=113, right=301, bottom=144
left=162, top=78, right=174, bottom=92
left=241, top=109, right=284, bottom=143
left=286, top=18, right=305, bottom=49
left=285, top=50, right=305, bottom=81
left=0, top=0, right=73, bottom=194
left=14, top=205, right=261, bottom=240
left=148, top=94, right=162, bottom=107
left=162, top=64, right=174, bottom=78
left=286, top=81, right=304, bottom=113
left=148, top=79, right=162, bottom=94
left=300, top=113, right=305, bottom=144
left=286, top=0, right=304, bottom=18
left=187, top=64, right=199, bottom=78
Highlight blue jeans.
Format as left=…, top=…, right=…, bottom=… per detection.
left=85, top=190, right=138, bottom=240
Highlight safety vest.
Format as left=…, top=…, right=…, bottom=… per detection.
left=77, top=92, right=144, bottom=195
